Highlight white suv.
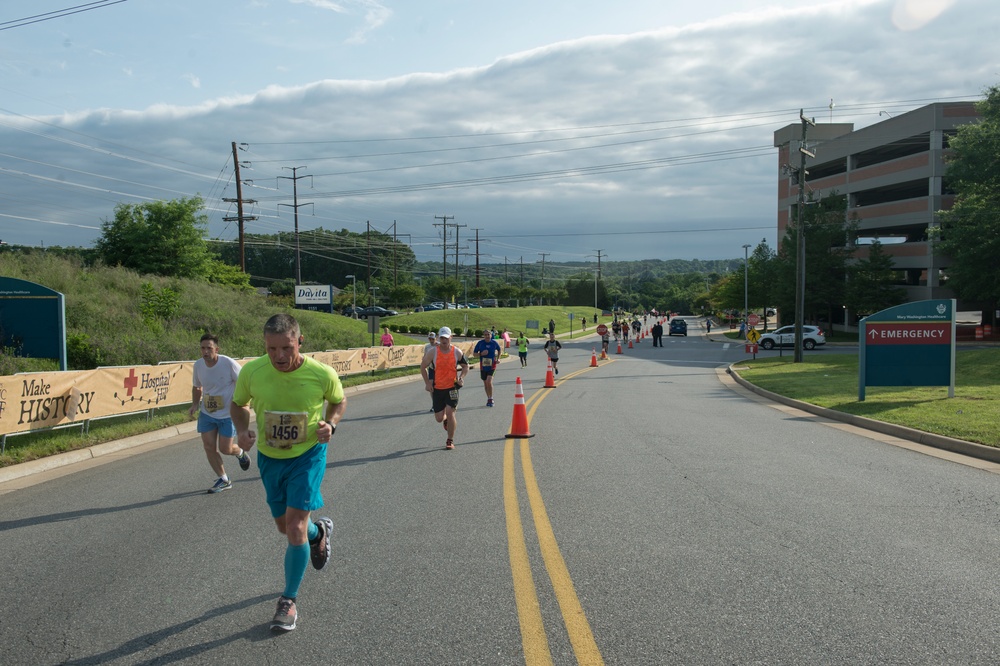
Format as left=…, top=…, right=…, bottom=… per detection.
left=758, top=325, right=826, bottom=350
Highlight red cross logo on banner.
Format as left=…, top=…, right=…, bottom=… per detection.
left=123, top=368, right=139, bottom=396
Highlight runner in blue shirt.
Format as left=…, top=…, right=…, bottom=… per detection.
left=473, top=330, right=503, bottom=407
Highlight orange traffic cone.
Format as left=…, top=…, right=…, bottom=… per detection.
left=600, top=348, right=608, bottom=360
left=505, top=376, right=535, bottom=439
left=544, top=358, right=557, bottom=388
left=616, top=340, right=623, bottom=354
left=628, top=339, right=634, bottom=349
left=590, top=349, right=599, bottom=367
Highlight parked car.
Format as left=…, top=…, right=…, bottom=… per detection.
left=481, top=298, right=498, bottom=307
left=668, top=319, right=687, bottom=336
left=357, top=306, right=398, bottom=319
left=342, top=306, right=362, bottom=317
left=758, top=325, right=826, bottom=350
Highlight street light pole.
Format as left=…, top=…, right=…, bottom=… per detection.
left=345, top=274, right=356, bottom=318
left=743, top=243, right=751, bottom=338
left=369, top=286, right=379, bottom=347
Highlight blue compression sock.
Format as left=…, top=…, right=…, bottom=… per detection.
left=307, top=520, right=319, bottom=543
left=283, top=542, right=310, bottom=600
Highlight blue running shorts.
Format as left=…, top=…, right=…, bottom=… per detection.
left=257, top=443, right=328, bottom=517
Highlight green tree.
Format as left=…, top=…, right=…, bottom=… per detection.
left=96, top=198, right=214, bottom=278
left=426, top=276, right=462, bottom=304
left=772, top=193, right=857, bottom=325
left=565, top=275, right=608, bottom=308
left=747, top=240, right=778, bottom=330
left=846, top=240, right=906, bottom=317
left=469, top=285, right=491, bottom=304
left=388, top=283, right=423, bottom=308
left=938, top=85, right=1000, bottom=310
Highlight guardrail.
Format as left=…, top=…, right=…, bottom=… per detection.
left=0, top=341, right=474, bottom=452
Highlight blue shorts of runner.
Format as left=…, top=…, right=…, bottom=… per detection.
left=480, top=365, right=496, bottom=380
left=432, top=387, right=459, bottom=413
left=197, top=412, right=236, bottom=438
left=257, top=443, right=328, bottom=518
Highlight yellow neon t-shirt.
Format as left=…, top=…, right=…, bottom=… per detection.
left=232, top=354, right=345, bottom=459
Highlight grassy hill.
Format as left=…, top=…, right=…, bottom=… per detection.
left=0, top=253, right=607, bottom=375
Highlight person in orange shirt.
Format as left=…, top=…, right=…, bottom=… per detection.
left=420, top=326, right=469, bottom=450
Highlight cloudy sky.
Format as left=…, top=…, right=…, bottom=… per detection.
left=0, top=0, right=994, bottom=271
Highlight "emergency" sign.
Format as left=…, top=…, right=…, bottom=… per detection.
left=866, top=323, right=951, bottom=344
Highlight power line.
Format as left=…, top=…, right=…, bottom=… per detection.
left=0, top=1, right=129, bottom=31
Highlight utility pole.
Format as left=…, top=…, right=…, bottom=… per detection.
left=434, top=215, right=454, bottom=279
left=519, top=256, right=524, bottom=289
left=223, top=142, right=257, bottom=272
left=594, top=249, right=604, bottom=280
left=538, top=253, right=548, bottom=287
left=277, top=166, right=312, bottom=285
left=453, top=222, right=467, bottom=281
left=473, top=228, right=483, bottom=288
left=794, top=109, right=816, bottom=363
left=743, top=243, right=752, bottom=335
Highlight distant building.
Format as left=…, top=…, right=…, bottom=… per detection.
left=773, top=101, right=980, bottom=308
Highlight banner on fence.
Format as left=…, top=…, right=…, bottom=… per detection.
left=0, top=341, right=474, bottom=437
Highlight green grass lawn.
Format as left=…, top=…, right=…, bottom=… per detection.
left=396, top=305, right=607, bottom=340
left=0, top=305, right=610, bottom=468
left=735, top=350, right=1000, bottom=447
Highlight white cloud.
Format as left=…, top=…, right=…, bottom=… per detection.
left=0, top=0, right=995, bottom=263
left=892, top=0, right=957, bottom=31
left=183, top=74, right=202, bottom=89
left=288, top=0, right=392, bottom=43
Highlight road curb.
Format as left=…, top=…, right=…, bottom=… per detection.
left=0, top=420, right=200, bottom=485
left=726, top=363, right=1000, bottom=465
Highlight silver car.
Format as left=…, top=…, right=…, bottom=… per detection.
left=758, top=325, right=826, bottom=350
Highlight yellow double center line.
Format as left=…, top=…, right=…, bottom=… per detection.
left=504, top=363, right=610, bottom=665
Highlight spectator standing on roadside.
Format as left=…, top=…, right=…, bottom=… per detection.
left=420, top=327, right=470, bottom=451
left=230, top=313, right=347, bottom=632
left=380, top=326, right=394, bottom=347
left=548, top=318, right=556, bottom=336
left=651, top=321, right=663, bottom=347
left=473, top=330, right=503, bottom=407
left=190, top=333, right=249, bottom=494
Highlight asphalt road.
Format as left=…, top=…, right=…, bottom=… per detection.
left=2, top=318, right=999, bottom=665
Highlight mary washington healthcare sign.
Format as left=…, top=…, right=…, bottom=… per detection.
left=858, top=299, right=956, bottom=401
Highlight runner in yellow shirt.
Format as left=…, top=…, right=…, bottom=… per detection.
left=231, top=313, right=347, bottom=632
